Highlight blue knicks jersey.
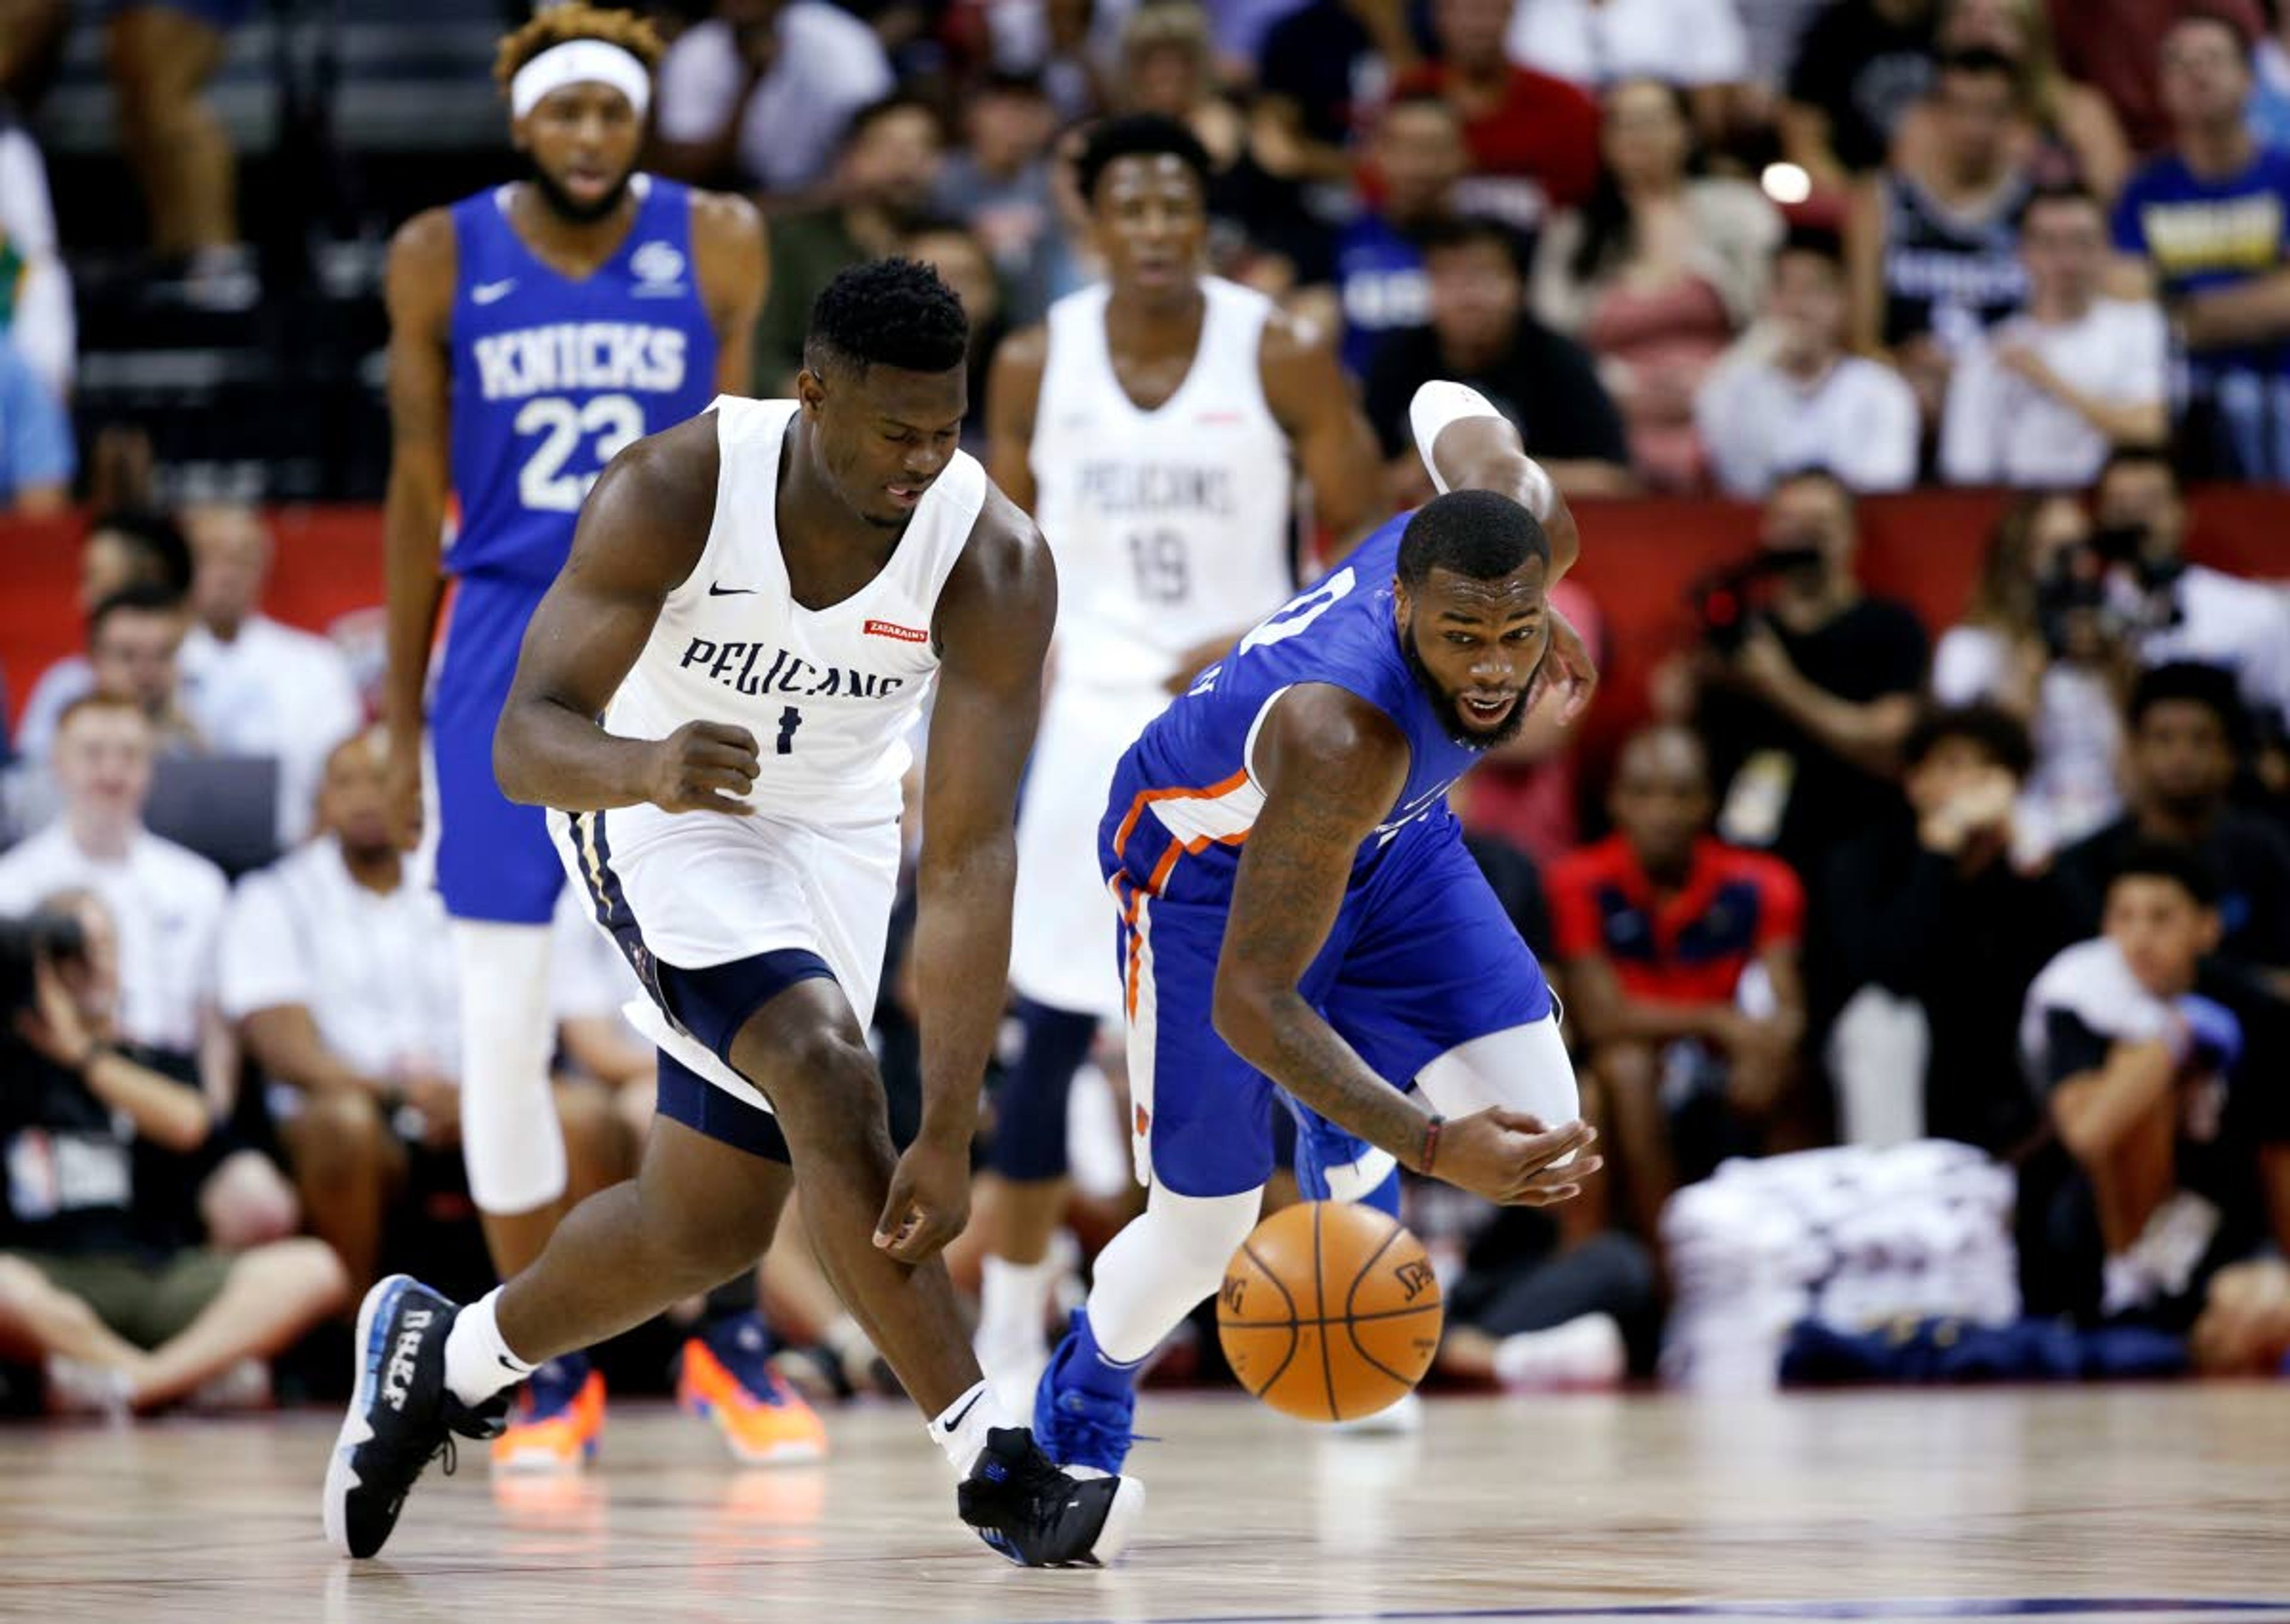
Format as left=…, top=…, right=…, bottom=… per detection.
left=446, top=177, right=717, bottom=580
left=1101, top=512, right=1478, bottom=910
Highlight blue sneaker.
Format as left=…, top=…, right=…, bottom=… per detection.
left=1032, top=1309, right=1138, bottom=1476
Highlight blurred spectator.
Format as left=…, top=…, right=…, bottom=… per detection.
left=1737, top=0, right=1831, bottom=97
left=1821, top=703, right=2062, bottom=1153
left=1389, top=0, right=1601, bottom=235
left=175, top=505, right=363, bottom=848
left=104, top=0, right=256, bottom=306
left=1890, top=0, right=2130, bottom=200
left=1249, top=0, right=1419, bottom=188
left=2049, top=663, right=2290, bottom=979
left=651, top=0, right=896, bottom=195
left=1696, top=228, right=1919, bottom=496
left=1669, top=468, right=1929, bottom=877
left=1534, top=79, right=1783, bottom=490
left=900, top=218, right=1008, bottom=453
left=2111, top=10, right=2290, bottom=484
left=1930, top=493, right=2128, bottom=856
left=1505, top=0, right=1753, bottom=145
left=1364, top=216, right=1633, bottom=497
left=0, top=0, right=68, bottom=116
left=2251, top=6, right=2290, bottom=150
left=2022, top=841, right=2290, bottom=1349
left=930, top=71, right=1077, bottom=326
left=0, top=116, right=72, bottom=398
left=218, top=732, right=463, bottom=1292
left=750, top=95, right=947, bottom=393
left=2048, top=0, right=2267, bottom=159
left=2090, top=447, right=2290, bottom=729
left=1546, top=725, right=1808, bottom=1244
left=0, top=890, right=346, bottom=1416
left=1332, top=91, right=1469, bottom=378
left=0, top=339, right=69, bottom=516
left=1433, top=1207, right=1652, bottom=1390
left=1849, top=48, right=2034, bottom=424
left=1939, top=183, right=2167, bottom=487
left=1781, top=0, right=1936, bottom=187
left=85, top=584, right=203, bottom=760
left=0, top=698, right=228, bottom=1065
left=967, top=0, right=1126, bottom=120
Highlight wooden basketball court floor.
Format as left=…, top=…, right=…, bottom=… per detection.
left=3, top=1387, right=2287, bottom=1623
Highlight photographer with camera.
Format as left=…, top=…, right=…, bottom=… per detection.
left=1656, top=468, right=1930, bottom=882
left=1931, top=493, right=2133, bottom=860
left=2090, top=448, right=2290, bottom=735
left=0, top=696, right=231, bottom=1101
left=0, top=890, right=346, bottom=1414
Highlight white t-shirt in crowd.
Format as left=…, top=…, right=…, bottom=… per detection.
left=219, top=840, right=459, bottom=1084
left=1939, top=298, right=2168, bottom=490
left=1508, top=0, right=1750, bottom=86
left=2136, top=563, right=2290, bottom=728
left=178, top=614, right=363, bottom=845
left=1695, top=349, right=1920, bottom=497
left=1930, top=624, right=2124, bottom=859
left=654, top=6, right=895, bottom=194
left=0, top=821, right=227, bottom=1053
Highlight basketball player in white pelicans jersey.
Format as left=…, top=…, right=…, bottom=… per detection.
left=324, top=261, right=1141, bottom=1570
left=976, top=115, right=1382, bottom=1399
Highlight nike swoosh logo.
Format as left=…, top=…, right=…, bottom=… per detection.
left=471, top=279, right=516, bottom=305
left=942, top=1391, right=982, bottom=1433
left=708, top=583, right=758, bottom=596
left=497, top=1354, right=523, bottom=1372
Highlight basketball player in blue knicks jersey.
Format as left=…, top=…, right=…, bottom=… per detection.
left=376, top=5, right=769, bottom=1473
left=1033, top=382, right=1606, bottom=1482
left=325, top=260, right=1140, bottom=1570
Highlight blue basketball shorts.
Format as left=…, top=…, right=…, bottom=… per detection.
left=432, top=573, right=564, bottom=925
left=1115, top=815, right=1552, bottom=1198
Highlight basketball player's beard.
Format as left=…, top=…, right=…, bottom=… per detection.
left=1400, top=622, right=1534, bottom=751
left=530, top=160, right=633, bottom=226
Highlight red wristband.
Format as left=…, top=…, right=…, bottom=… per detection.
left=1419, top=1114, right=1444, bottom=1177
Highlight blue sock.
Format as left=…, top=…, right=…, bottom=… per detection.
left=1062, top=1309, right=1143, bottom=1402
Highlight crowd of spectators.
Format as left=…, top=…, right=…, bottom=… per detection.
left=4, top=0, right=2290, bottom=1416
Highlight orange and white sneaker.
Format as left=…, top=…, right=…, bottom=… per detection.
left=491, top=1354, right=605, bottom=1475
left=677, top=1314, right=828, bottom=1466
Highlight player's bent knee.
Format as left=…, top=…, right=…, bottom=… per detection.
left=750, top=1029, right=890, bottom=1145
left=1418, top=1018, right=1582, bottom=1127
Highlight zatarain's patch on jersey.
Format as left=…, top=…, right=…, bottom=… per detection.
left=864, top=619, right=929, bottom=644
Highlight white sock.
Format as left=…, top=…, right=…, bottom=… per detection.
left=443, top=1289, right=535, bottom=1408
left=979, top=1254, right=1060, bottom=1348
left=929, top=1379, right=1019, bottom=1478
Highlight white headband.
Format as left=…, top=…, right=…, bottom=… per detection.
left=510, top=39, right=651, bottom=120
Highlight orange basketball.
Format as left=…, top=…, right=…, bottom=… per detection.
left=1217, top=1201, right=1444, bottom=1424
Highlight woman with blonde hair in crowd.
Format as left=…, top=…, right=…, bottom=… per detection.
left=1892, top=0, right=2130, bottom=198
left=1533, top=78, right=1780, bottom=491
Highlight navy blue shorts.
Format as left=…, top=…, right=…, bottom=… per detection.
left=650, top=948, right=835, bottom=1161
left=433, top=574, right=562, bottom=924
left=1118, top=815, right=1551, bottom=1198
left=656, top=1048, right=791, bottom=1164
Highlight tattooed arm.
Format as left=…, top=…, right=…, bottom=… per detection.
left=1209, top=685, right=1594, bottom=1205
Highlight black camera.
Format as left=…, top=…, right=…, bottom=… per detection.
left=1689, top=546, right=1823, bottom=655
left=0, top=912, right=88, bottom=1014
left=2035, top=526, right=2184, bottom=658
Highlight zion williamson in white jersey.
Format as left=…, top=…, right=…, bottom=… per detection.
left=324, top=259, right=1141, bottom=1570
left=975, top=114, right=1383, bottom=1406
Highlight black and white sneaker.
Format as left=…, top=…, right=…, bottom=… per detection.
left=322, top=1275, right=509, bottom=1558
left=957, top=1427, right=1144, bottom=1567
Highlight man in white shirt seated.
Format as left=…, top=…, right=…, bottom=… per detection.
left=1696, top=227, right=1919, bottom=499
left=221, top=731, right=624, bottom=1292
left=2093, top=446, right=2290, bottom=734
left=648, top=0, right=894, bottom=196
left=178, top=504, right=363, bottom=847
left=1941, top=185, right=2168, bottom=489
left=0, top=695, right=231, bottom=1092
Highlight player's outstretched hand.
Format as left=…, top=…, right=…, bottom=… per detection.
left=645, top=720, right=760, bottom=814
left=1525, top=607, right=1598, bottom=728
left=1435, top=1109, right=1600, bottom=1207
left=874, top=1136, right=971, bottom=1263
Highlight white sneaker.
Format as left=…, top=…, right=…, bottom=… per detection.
left=1491, top=1312, right=1627, bottom=1390
left=45, top=1357, right=134, bottom=1421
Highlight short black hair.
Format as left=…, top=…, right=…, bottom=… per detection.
left=1775, top=222, right=1846, bottom=270
left=1904, top=701, right=2035, bottom=779
left=2170, top=5, right=2257, bottom=62
left=1418, top=213, right=1531, bottom=278
left=842, top=92, right=943, bottom=152
left=2128, top=661, right=2252, bottom=755
left=803, top=258, right=970, bottom=379
left=87, top=508, right=193, bottom=594
left=88, top=579, right=186, bottom=636
left=2108, top=838, right=2223, bottom=910
left=2096, top=442, right=2179, bottom=494
left=1397, top=490, right=1550, bottom=589
left=1073, top=113, right=1212, bottom=205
